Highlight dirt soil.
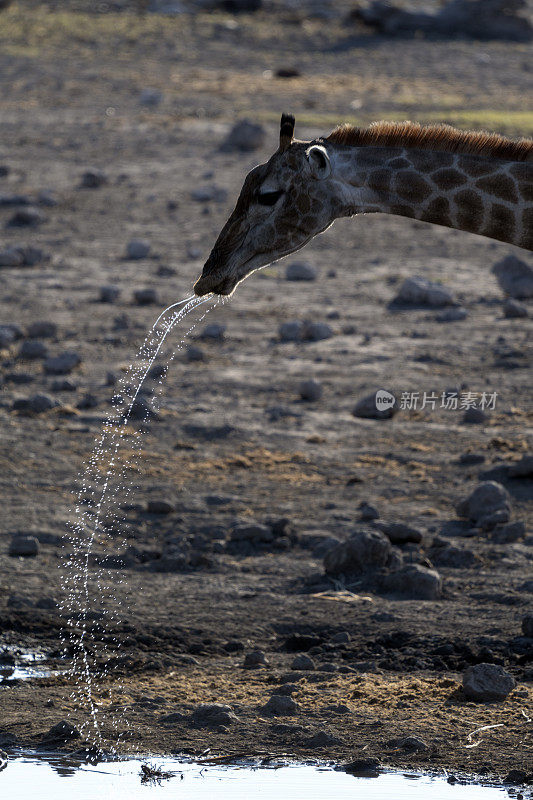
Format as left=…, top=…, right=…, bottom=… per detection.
left=0, top=0, right=532, bottom=787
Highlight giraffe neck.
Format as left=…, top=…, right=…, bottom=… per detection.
left=332, top=145, right=532, bottom=250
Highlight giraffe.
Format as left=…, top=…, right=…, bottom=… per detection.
left=194, top=114, right=533, bottom=296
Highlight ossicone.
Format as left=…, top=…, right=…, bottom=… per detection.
left=279, top=113, right=295, bottom=152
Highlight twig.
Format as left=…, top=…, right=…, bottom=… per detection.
left=465, top=723, right=505, bottom=748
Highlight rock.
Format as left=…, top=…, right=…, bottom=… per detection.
left=129, top=396, right=159, bottom=421
left=147, top=363, right=166, bottom=380
left=231, top=522, right=273, bottom=543
left=35, top=596, right=57, bottom=609
left=291, top=654, right=315, bottom=670
left=493, top=255, right=533, bottom=299
left=80, top=168, right=107, bottom=188
left=353, top=389, right=397, bottom=420
left=133, top=288, right=158, bottom=305
left=0, top=247, right=23, bottom=266
left=343, top=757, right=381, bottom=775
left=277, top=683, right=298, bottom=695
left=191, top=703, right=237, bottom=727
left=435, top=307, right=468, bottom=322
left=185, top=344, right=205, bottom=362
left=7, top=207, right=46, bottom=227
left=397, top=736, right=428, bottom=751
left=299, top=379, right=322, bottom=402
left=18, top=339, right=48, bottom=359
left=286, top=262, right=317, bottom=281
left=324, top=527, right=392, bottom=575
left=42, top=721, right=81, bottom=743
left=146, top=499, right=175, bottom=514
left=220, top=119, right=266, bottom=152
left=463, top=663, right=516, bottom=701
left=9, top=535, right=39, bottom=557
left=305, top=731, right=343, bottom=747
left=503, top=298, right=529, bottom=318
left=381, top=564, right=442, bottom=599
left=459, top=452, right=485, bottom=466
left=431, top=543, right=478, bottom=568
left=0, top=323, right=23, bottom=347
left=51, top=378, right=77, bottom=392
left=243, top=650, right=268, bottom=669
left=375, top=521, right=422, bottom=544
left=522, top=615, right=533, bottom=637
left=27, top=321, right=57, bottom=339
left=0, top=192, right=30, bottom=206
left=44, top=351, right=81, bottom=375
left=199, top=322, right=225, bottom=341
left=12, top=393, right=58, bottom=413
left=139, top=88, right=163, bottom=107
left=358, top=501, right=379, bottom=521
left=126, top=239, right=151, bottom=260
left=263, top=694, right=298, bottom=715
left=462, top=406, right=487, bottom=424
left=191, top=185, right=227, bottom=203
left=492, top=521, right=526, bottom=543
left=456, top=481, right=511, bottom=530
left=0, top=245, right=45, bottom=267
left=331, top=631, right=351, bottom=644
left=301, top=321, right=333, bottom=341
left=99, top=285, right=120, bottom=303
left=508, top=456, right=533, bottom=478
left=393, top=276, right=456, bottom=307
left=279, top=320, right=304, bottom=342
left=38, top=190, right=57, bottom=207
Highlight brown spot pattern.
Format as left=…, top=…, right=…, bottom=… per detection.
left=421, top=196, right=452, bottom=227
left=432, top=168, right=467, bottom=191
left=477, top=174, right=518, bottom=203
left=521, top=208, right=533, bottom=250
left=386, top=156, right=411, bottom=169
left=455, top=189, right=484, bottom=233
left=482, top=203, right=515, bottom=242
left=368, top=168, right=392, bottom=193
left=458, top=157, right=498, bottom=178
left=410, top=151, right=453, bottom=171
left=395, top=171, right=432, bottom=203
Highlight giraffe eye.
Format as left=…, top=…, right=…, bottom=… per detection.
left=256, top=189, right=283, bottom=206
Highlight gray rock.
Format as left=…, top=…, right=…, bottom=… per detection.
left=279, top=320, right=304, bottom=342
left=324, top=527, right=391, bottom=575
left=291, top=654, right=315, bottom=671
left=191, top=703, right=237, bottom=727
left=1, top=244, right=45, bottom=267
left=42, top=721, right=81, bottom=742
left=134, top=288, right=158, bottom=305
left=508, top=456, right=533, bottom=478
left=276, top=683, right=298, bottom=695
left=286, top=261, right=317, bottom=281
left=80, top=168, right=107, bottom=188
left=126, top=239, right=151, bottom=260
left=299, top=379, right=322, bottom=402
left=100, top=285, right=120, bottom=303
left=462, top=407, right=487, bottom=424
left=139, top=88, right=163, bottom=107
left=522, top=615, right=533, bottom=638
left=492, top=521, right=526, bottom=543
left=393, top=276, right=456, bottom=307
left=191, top=185, right=227, bottom=203
left=9, top=535, right=39, bottom=557
left=129, top=396, right=159, bottom=421
left=397, top=736, right=428, bottom=751
left=231, top=523, right=273, bottom=543
left=463, top=663, right=516, bottom=701
left=0, top=324, right=23, bottom=347
left=44, top=351, right=81, bottom=375
left=305, top=730, right=343, bottom=747
left=358, top=501, right=379, bottom=521
left=353, top=389, right=398, bottom=420
left=243, top=650, right=268, bottom=669
left=18, top=339, right=48, bottom=359
left=263, top=694, right=298, bottom=716
left=27, top=321, right=57, bottom=339
left=38, top=190, right=57, bottom=207
left=51, top=378, right=77, bottom=392
left=7, top=207, right=46, bottom=227
left=147, top=499, right=175, bottom=514
left=220, top=119, right=266, bottom=152
left=375, top=521, right=422, bottom=544
left=431, top=543, right=478, bottom=568
left=456, top=481, right=511, bottom=530
left=503, top=298, right=529, bottom=318
left=0, top=247, right=24, bottom=266
left=435, top=307, right=468, bottom=322
left=331, top=631, right=351, bottom=644
left=381, top=564, right=442, bottom=599
left=302, top=321, right=333, bottom=341
left=199, top=322, right=225, bottom=341
left=493, top=255, right=533, bottom=299
left=185, top=344, right=205, bottom=362
left=12, top=393, right=58, bottom=413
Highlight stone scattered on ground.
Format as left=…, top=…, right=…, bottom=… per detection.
left=503, top=298, right=529, bottom=318
left=263, top=694, right=298, bottom=715
left=12, top=393, right=58, bottom=413
left=463, top=663, right=516, bottom=701
left=243, top=649, right=269, bottom=668
left=191, top=703, right=238, bottom=727
left=199, top=322, right=225, bottom=341
left=43, top=352, right=81, bottom=375
left=99, top=285, right=121, bottom=303
left=291, top=654, right=315, bottom=670
left=392, top=276, right=456, bottom=307
left=219, top=119, right=266, bottom=152
left=139, top=88, right=163, bottom=107
left=7, top=207, right=46, bottom=227
left=126, top=239, right=151, bottom=260
left=324, top=527, right=392, bottom=575
left=285, top=261, right=317, bottom=281
left=298, top=379, right=323, bottom=402
left=27, top=321, right=57, bottom=339
left=133, top=288, right=158, bottom=305
left=381, top=564, right=442, bottom=600
left=352, top=389, right=398, bottom=420
left=455, top=481, right=512, bottom=530
left=375, top=521, right=422, bottom=544
left=492, top=254, right=533, bottom=299
left=42, top=721, right=81, bottom=743
left=80, top=168, right=108, bottom=188
left=8, top=535, right=39, bottom=557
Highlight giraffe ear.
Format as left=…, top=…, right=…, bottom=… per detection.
left=306, top=144, right=331, bottom=179
left=279, top=113, right=295, bottom=152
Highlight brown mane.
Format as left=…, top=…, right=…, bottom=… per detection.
left=327, top=121, right=533, bottom=162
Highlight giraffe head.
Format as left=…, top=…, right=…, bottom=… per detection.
left=194, top=114, right=339, bottom=296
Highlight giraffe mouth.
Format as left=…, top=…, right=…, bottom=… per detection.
left=193, top=273, right=235, bottom=296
